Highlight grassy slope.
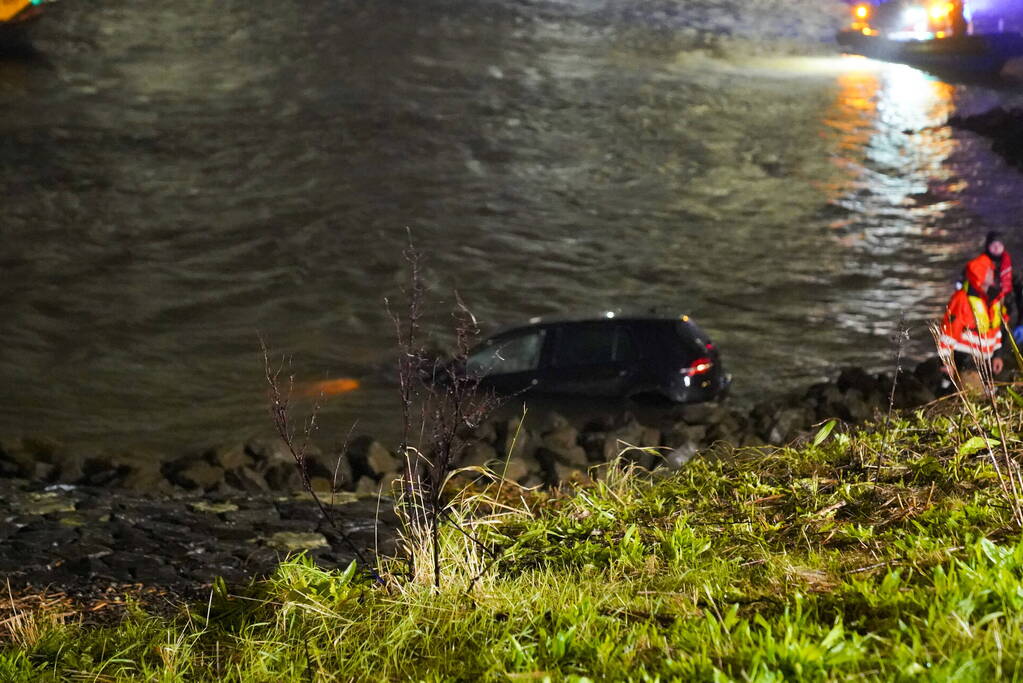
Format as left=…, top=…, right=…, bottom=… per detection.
left=5, top=393, right=1023, bottom=681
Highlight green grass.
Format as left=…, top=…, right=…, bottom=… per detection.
left=6, top=393, right=1023, bottom=681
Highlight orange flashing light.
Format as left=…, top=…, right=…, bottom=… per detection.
left=854, top=4, right=870, bottom=19
left=930, top=2, right=953, bottom=20
left=300, top=378, right=361, bottom=397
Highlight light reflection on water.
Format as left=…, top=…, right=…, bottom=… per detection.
left=825, top=60, right=962, bottom=341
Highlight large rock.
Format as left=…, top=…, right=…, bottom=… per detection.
left=837, top=367, right=878, bottom=396
left=0, top=438, right=52, bottom=479
left=664, top=443, right=699, bottom=470
left=170, top=461, right=226, bottom=491
left=262, top=461, right=303, bottom=491
left=224, top=466, right=271, bottom=492
left=541, top=425, right=586, bottom=467
left=203, top=444, right=254, bottom=471
left=501, top=455, right=537, bottom=483
left=602, top=418, right=649, bottom=460
left=459, top=440, right=498, bottom=469
left=541, top=425, right=579, bottom=453
left=676, top=402, right=725, bottom=426
left=666, top=423, right=707, bottom=449
left=496, top=418, right=538, bottom=461
left=540, top=412, right=572, bottom=433
left=347, top=436, right=400, bottom=480
left=116, top=458, right=171, bottom=491
left=550, top=444, right=589, bottom=468
left=470, top=421, right=498, bottom=444
left=321, top=447, right=355, bottom=490
left=767, top=407, right=814, bottom=445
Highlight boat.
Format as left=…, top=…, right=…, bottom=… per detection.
left=837, top=1, right=1023, bottom=76
left=838, top=29, right=1023, bottom=76
left=0, top=0, right=49, bottom=51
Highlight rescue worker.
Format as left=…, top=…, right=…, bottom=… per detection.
left=939, top=253, right=1005, bottom=381
left=957, top=231, right=1020, bottom=325
left=984, top=231, right=1016, bottom=317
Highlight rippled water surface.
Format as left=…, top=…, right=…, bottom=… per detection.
left=3, top=0, right=1023, bottom=453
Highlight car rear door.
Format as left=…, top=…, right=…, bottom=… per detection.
left=541, top=323, right=640, bottom=396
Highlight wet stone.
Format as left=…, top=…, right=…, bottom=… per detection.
left=210, top=525, right=259, bottom=542
left=24, top=493, right=77, bottom=516
left=134, top=519, right=197, bottom=541
left=191, top=501, right=239, bottom=514
left=224, top=507, right=280, bottom=525
left=108, top=522, right=153, bottom=548
left=262, top=518, right=316, bottom=534
left=54, top=542, right=114, bottom=562
left=58, top=556, right=113, bottom=578
left=274, top=501, right=327, bottom=523
left=133, top=562, right=183, bottom=584
left=12, top=524, right=79, bottom=548
left=266, top=532, right=329, bottom=552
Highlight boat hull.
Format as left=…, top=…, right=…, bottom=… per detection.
left=837, top=30, right=1023, bottom=75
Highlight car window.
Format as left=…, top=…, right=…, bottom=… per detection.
left=551, top=324, right=623, bottom=368
left=675, top=321, right=710, bottom=359
left=466, top=330, right=544, bottom=376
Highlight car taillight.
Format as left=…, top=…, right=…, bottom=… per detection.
left=683, top=357, right=713, bottom=377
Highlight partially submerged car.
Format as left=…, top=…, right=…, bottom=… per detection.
left=461, top=312, right=731, bottom=404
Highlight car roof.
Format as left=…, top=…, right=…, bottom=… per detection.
left=486, top=309, right=697, bottom=338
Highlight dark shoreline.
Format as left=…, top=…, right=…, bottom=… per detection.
left=949, top=106, right=1023, bottom=169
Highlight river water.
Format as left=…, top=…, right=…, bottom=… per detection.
left=3, top=0, right=1023, bottom=455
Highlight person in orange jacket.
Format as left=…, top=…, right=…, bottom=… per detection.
left=939, top=253, right=1005, bottom=376
left=984, top=231, right=1018, bottom=322
left=956, top=231, right=1020, bottom=324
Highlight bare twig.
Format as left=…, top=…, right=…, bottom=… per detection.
left=260, top=338, right=381, bottom=581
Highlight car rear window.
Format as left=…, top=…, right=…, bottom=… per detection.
left=674, top=321, right=712, bottom=358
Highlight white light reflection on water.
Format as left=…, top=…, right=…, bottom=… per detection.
left=821, top=57, right=963, bottom=346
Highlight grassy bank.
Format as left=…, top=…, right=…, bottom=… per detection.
left=4, top=391, right=1023, bottom=681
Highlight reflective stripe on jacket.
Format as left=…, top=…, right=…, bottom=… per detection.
left=938, top=288, right=1003, bottom=360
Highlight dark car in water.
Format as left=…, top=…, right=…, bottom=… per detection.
left=461, top=312, right=731, bottom=404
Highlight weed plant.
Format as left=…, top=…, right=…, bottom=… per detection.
left=6, top=391, right=1023, bottom=680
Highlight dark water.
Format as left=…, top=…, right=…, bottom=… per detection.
left=3, top=0, right=1023, bottom=455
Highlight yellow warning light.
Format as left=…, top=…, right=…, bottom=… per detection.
left=930, top=2, right=952, bottom=19
left=854, top=4, right=870, bottom=19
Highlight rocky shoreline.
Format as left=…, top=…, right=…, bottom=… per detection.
left=0, top=359, right=948, bottom=597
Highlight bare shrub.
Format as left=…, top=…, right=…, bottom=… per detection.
left=260, top=234, right=501, bottom=589
left=386, top=235, right=501, bottom=589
